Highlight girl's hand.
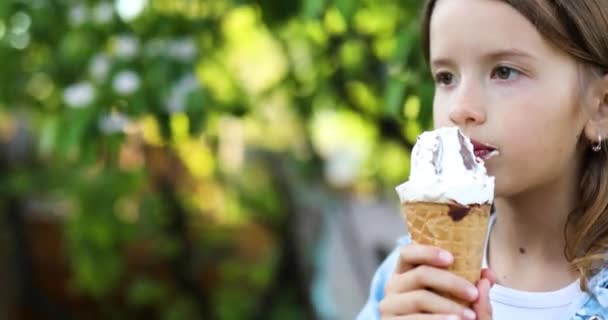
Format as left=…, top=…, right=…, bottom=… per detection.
left=473, top=269, right=496, bottom=320
left=379, top=244, right=480, bottom=320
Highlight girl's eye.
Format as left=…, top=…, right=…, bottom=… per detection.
left=491, top=66, right=521, bottom=80
left=434, top=72, right=455, bottom=86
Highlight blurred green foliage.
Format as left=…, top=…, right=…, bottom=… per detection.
left=0, top=0, right=432, bottom=319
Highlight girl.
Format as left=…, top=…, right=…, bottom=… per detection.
left=358, top=0, right=608, bottom=319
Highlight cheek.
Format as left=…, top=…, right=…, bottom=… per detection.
left=491, top=79, right=581, bottom=142
left=432, top=94, right=452, bottom=128
left=501, top=94, right=578, bottom=151
left=491, top=99, right=582, bottom=196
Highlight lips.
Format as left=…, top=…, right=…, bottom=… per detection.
left=470, top=139, right=499, bottom=161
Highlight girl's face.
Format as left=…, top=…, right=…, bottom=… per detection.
left=430, top=0, right=590, bottom=198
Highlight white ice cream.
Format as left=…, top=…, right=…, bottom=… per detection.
left=395, top=127, right=495, bottom=205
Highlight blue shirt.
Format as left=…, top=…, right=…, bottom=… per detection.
left=357, top=235, right=608, bottom=320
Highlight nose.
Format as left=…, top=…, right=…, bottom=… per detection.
left=448, top=85, right=487, bottom=126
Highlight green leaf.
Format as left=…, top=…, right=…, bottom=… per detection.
left=127, top=277, right=168, bottom=307
left=418, top=81, right=435, bottom=129
left=38, top=115, right=59, bottom=156
left=303, top=0, right=327, bottom=19
left=185, top=90, right=206, bottom=135
left=162, top=297, right=199, bottom=320
left=384, top=78, right=407, bottom=117
left=57, top=108, right=96, bottom=160
left=334, top=0, right=358, bottom=21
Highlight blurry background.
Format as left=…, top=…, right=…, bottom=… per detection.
left=0, top=0, right=434, bottom=319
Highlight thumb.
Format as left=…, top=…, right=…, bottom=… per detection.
left=481, top=268, right=497, bottom=286
left=473, top=278, right=493, bottom=320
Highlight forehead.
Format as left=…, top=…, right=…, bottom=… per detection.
left=429, top=0, right=552, bottom=59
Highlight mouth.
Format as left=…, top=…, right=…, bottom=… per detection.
left=470, top=139, right=499, bottom=161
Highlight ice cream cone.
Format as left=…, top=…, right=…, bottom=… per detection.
left=403, top=202, right=491, bottom=304
left=395, top=127, right=496, bottom=306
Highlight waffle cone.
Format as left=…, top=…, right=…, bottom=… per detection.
left=403, top=202, right=491, bottom=304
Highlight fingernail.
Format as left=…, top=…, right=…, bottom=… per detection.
left=488, top=278, right=496, bottom=287
left=467, top=286, right=479, bottom=299
left=438, top=251, right=453, bottom=263
left=483, top=278, right=492, bottom=289
left=463, top=308, right=477, bottom=320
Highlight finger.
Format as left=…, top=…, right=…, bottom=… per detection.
left=380, top=290, right=477, bottom=320
left=386, top=265, right=479, bottom=302
left=394, top=244, right=454, bottom=275
left=473, top=279, right=493, bottom=320
left=386, top=315, right=462, bottom=320
left=480, top=268, right=497, bottom=286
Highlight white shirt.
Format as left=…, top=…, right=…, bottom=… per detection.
left=483, top=214, right=586, bottom=320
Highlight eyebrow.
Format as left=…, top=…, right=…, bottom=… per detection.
left=431, top=49, right=537, bottom=69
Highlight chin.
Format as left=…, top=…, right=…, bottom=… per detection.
left=493, top=180, right=533, bottom=201
left=492, top=176, right=518, bottom=199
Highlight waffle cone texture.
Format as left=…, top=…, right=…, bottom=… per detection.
left=402, top=202, right=491, bottom=284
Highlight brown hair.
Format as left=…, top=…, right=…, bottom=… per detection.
left=420, top=0, right=608, bottom=290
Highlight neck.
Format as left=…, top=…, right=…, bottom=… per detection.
left=489, top=170, right=580, bottom=290
left=493, top=188, right=572, bottom=259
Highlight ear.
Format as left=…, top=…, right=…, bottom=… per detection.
left=583, top=73, right=608, bottom=143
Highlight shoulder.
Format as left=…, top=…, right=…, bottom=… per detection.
left=589, top=267, right=608, bottom=308
left=572, top=267, right=608, bottom=320
left=357, top=235, right=410, bottom=320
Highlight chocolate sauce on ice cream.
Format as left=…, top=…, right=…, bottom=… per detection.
left=458, top=131, right=476, bottom=170
left=448, top=204, right=472, bottom=222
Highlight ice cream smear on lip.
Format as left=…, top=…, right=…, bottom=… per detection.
left=396, top=127, right=495, bottom=206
